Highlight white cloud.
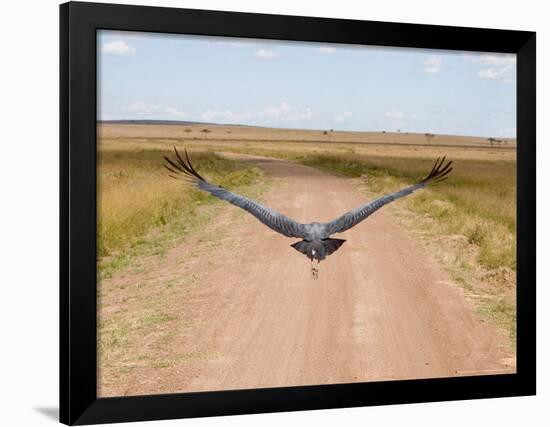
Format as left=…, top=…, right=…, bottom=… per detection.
left=200, top=102, right=314, bottom=124
left=126, top=102, right=186, bottom=119
left=335, top=111, right=353, bottom=123
left=291, top=107, right=314, bottom=121
left=385, top=110, right=405, bottom=119
left=254, top=48, right=278, bottom=59
left=201, top=110, right=252, bottom=122
left=497, top=127, right=516, bottom=138
left=261, top=102, right=290, bottom=117
left=101, top=40, right=136, bottom=56
left=199, top=111, right=218, bottom=121
left=477, top=66, right=515, bottom=81
left=478, top=68, right=500, bottom=79
left=164, top=107, right=187, bottom=117
left=422, top=56, right=442, bottom=74
left=127, top=101, right=148, bottom=113
left=259, top=102, right=313, bottom=121
left=318, top=46, right=336, bottom=54
left=463, top=53, right=516, bottom=82
left=463, top=53, right=516, bottom=66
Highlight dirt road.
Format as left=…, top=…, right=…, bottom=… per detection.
left=98, top=154, right=514, bottom=397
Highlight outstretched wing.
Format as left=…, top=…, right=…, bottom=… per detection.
left=324, top=157, right=453, bottom=235
left=164, top=148, right=307, bottom=239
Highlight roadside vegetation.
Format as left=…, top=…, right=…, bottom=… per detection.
left=97, top=148, right=262, bottom=279
left=97, top=125, right=517, bottom=341
left=293, top=153, right=517, bottom=339
left=177, top=142, right=517, bottom=339
left=298, top=155, right=515, bottom=269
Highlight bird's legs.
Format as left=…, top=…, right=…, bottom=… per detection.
left=311, top=259, right=319, bottom=280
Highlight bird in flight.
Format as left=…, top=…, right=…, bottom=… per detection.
left=165, top=148, right=452, bottom=279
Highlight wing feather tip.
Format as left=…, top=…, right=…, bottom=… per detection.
left=420, top=156, right=454, bottom=185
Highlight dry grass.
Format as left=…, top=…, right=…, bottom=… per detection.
left=290, top=153, right=516, bottom=339
left=97, top=142, right=265, bottom=385
left=98, top=124, right=516, bottom=274
left=99, top=122, right=516, bottom=148
left=296, top=154, right=516, bottom=271
left=97, top=123, right=517, bottom=339
left=97, top=146, right=263, bottom=277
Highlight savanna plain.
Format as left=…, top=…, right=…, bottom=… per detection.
left=97, top=123, right=516, bottom=396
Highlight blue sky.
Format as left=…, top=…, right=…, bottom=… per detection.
left=98, top=30, right=516, bottom=138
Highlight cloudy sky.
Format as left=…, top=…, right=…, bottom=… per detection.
left=98, top=30, right=516, bottom=138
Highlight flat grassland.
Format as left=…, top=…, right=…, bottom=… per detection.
left=97, top=123, right=516, bottom=394
left=99, top=122, right=516, bottom=149
left=98, top=147, right=263, bottom=278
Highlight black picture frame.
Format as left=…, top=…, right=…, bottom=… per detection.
left=60, top=1, right=536, bottom=425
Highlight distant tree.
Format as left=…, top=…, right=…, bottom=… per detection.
left=397, top=129, right=401, bottom=133
left=201, top=129, right=211, bottom=139
left=184, top=128, right=192, bottom=137
left=323, top=131, right=328, bottom=135
left=382, top=130, right=386, bottom=134
left=425, top=133, right=435, bottom=145
left=487, top=137, right=503, bottom=148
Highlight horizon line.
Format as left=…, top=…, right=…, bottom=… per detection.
left=98, top=119, right=517, bottom=140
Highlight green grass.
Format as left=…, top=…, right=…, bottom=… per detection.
left=178, top=146, right=516, bottom=274
left=99, top=317, right=131, bottom=354
left=289, top=153, right=516, bottom=340
left=97, top=148, right=263, bottom=278
left=296, top=154, right=516, bottom=271
left=98, top=145, right=516, bottom=343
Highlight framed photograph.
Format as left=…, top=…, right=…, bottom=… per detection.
left=60, top=1, right=536, bottom=424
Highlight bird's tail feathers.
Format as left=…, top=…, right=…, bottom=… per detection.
left=323, top=238, right=346, bottom=255
left=291, top=238, right=346, bottom=260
